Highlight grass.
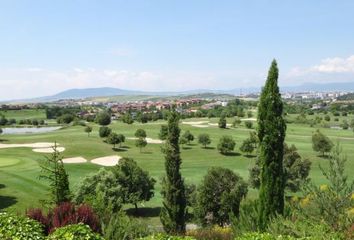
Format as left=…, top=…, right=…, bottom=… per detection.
left=0, top=109, right=47, bottom=120
left=1, top=113, right=354, bottom=224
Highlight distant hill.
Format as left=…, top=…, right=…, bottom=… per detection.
left=3, top=81, right=354, bottom=104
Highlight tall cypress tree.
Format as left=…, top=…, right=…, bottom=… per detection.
left=257, top=60, right=286, bottom=229
left=160, top=110, right=187, bottom=234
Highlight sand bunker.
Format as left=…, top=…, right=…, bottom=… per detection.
left=191, top=124, right=209, bottom=128
left=182, top=121, right=209, bottom=125
left=32, top=147, right=65, bottom=153
left=91, top=155, right=121, bottom=166
left=241, top=118, right=256, bottom=121
left=0, top=142, right=57, bottom=149
left=62, top=157, right=87, bottom=164
left=127, top=137, right=164, bottom=144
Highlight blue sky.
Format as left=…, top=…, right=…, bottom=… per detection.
left=1, top=0, right=354, bottom=100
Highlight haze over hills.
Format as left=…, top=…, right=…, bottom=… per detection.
left=3, top=81, right=354, bottom=103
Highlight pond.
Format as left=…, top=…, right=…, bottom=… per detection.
left=0, top=126, right=62, bottom=135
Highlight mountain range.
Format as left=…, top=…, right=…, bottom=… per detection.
left=4, top=81, right=354, bottom=103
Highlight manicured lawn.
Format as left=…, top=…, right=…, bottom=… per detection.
left=1, top=114, right=354, bottom=224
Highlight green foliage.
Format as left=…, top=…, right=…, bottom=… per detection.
left=312, top=129, right=334, bottom=156
left=231, top=200, right=260, bottom=235
left=198, top=133, right=211, bottom=148
left=267, top=214, right=345, bottom=240
left=48, top=223, right=104, bottom=240
left=117, top=133, right=126, bottom=147
left=0, top=212, right=45, bottom=240
left=249, top=143, right=311, bottom=193
left=122, top=112, right=134, bottom=124
left=179, top=136, right=188, bottom=148
left=257, top=60, right=286, bottom=229
left=239, top=138, right=255, bottom=156
left=84, top=126, right=92, bottom=136
left=196, top=167, right=248, bottom=226
left=112, top=157, right=156, bottom=210
left=74, top=168, right=122, bottom=213
left=98, top=126, right=111, bottom=138
left=244, top=121, right=253, bottom=129
left=141, top=234, right=196, bottom=240
left=102, top=211, right=150, bottom=240
left=106, top=132, right=120, bottom=148
left=57, top=113, right=75, bottom=124
left=159, top=125, right=168, bottom=140
left=95, top=111, right=111, bottom=126
left=218, top=115, right=227, bottom=129
left=182, top=130, right=194, bottom=144
left=234, top=232, right=297, bottom=240
left=135, top=138, right=148, bottom=152
left=160, top=110, right=187, bottom=234
left=39, top=143, right=71, bottom=205
left=232, top=118, right=242, bottom=128
left=186, top=225, right=233, bottom=240
left=217, top=136, right=235, bottom=154
left=303, top=143, right=354, bottom=231
left=135, top=129, right=147, bottom=138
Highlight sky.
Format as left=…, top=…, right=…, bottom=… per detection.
left=1, top=0, right=354, bottom=100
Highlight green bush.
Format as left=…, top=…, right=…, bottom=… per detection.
left=0, top=212, right=45, bottom=240
left=102, top=211, right=150, bottom=240
left=267, top=215, right=345, bottom=240
left=235, top=232, right=297, bottom=240
left=48, top=223, right=104, bottom=240
left=140, top=233, right=196, bottom=240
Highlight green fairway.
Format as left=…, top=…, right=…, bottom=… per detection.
left=1, top=114, right=354, bottom=219
left=0, top=109, right=47, bottom=120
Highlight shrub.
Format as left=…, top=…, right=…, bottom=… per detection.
left=196, top=167, right=248, bottom=226
left=198, top=133, right=211, bottom=148
left=0, top=212, right=45, bottom=240
left=244, top=121, right=253, bottom=129
left=234, top=232, right=296, bottom=240
left=102, top=211, right=150, bottom=240
left=74, top=168, right=122, bottom=213
left=187, top=226, right=233, bottom=240
left=48, top=223, right=104, bottom=240
left=95, top=111, right=111, bottom=126
left=27, top=202, right=101, bottom=234
left=57, top=113, right=75, bottom=124
left=217, top=136, right=235, bottom=154
left=140, top=234, right=196, bottom=240
left=267, top=214, right=345, bottom=239
left=99, top=126, right=111, bottom=138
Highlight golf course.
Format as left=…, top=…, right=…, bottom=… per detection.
left=1, top=109, right=354, bottom=220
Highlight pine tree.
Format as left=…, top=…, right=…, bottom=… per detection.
left=160, top=110, right=187, bottom=234
left=39, top=143, right=71, bottom=205
left=257, top=60, right=286, bottom=230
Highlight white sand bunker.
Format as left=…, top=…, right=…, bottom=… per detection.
left=32, top=147, right=65, bottom=153
left=127, top=137, right=164, bottom=144
left=91, top=155, right=121, bottom=166
left=62, top=157, right=87, bottom=164
left=0, top=142, right=57, bottom=149
left=182, top=121, right=209, bottom=125
left=192, top=124, right=209, bottom=128
left=208, top=123, right=232, bottom=127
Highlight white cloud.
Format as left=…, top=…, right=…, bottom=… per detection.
left=311, top=55, right=354, bottom=73
left=285, top=55, right=354, bottom=85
